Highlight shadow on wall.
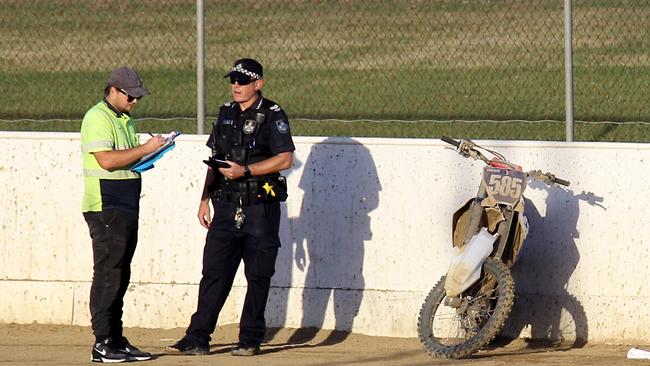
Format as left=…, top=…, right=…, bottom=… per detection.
left=268, top=137, right=381, bottom=346
left=504, top=181, right=606, bottom=347
left=266, top=154, right=303, bottom=341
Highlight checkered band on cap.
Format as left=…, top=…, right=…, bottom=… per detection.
left=232, top=63, right=262, bottom=80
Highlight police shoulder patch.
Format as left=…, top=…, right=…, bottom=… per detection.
left=270, top=104, right=281, bottom=112
left=223, top=102, right=232, bottom=107
left=275, top=119, right=289, bottom=134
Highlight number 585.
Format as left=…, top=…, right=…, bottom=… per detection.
left=488, top=175, right=523, bottom=199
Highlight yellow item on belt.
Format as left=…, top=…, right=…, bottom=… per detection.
left=262, top=182, right=276, bottom=197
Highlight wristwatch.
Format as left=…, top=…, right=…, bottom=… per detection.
left=243, top=165, right=252, bottom=178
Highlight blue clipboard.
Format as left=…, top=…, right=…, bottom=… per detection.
left=130, top=131, right=181, bottom=173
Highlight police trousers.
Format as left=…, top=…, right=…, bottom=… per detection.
left=83, top=208, right=139, bottom=343
left=186, top=200, right=281, bottom=347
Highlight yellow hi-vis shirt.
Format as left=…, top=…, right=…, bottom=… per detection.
left=80, top=100, right=141, bottom=213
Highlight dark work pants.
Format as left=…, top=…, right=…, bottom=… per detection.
left=83, top=208, right=139, bottom=343
left=186, top=200, right=280, bottom=347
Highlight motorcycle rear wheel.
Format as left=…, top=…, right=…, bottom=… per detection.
left=417, top=257, right=515, bottom=359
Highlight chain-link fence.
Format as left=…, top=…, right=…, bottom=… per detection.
left=573, top=0, right=650, bottom=122
left=1, top=0, right=196, bottom=119
left=1, top=0, right=649, bottom=140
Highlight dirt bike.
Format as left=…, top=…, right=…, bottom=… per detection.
left=417, top=136, right=570, bottom=359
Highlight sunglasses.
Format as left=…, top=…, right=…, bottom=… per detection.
left=229, top=76, right=256, bottom=86
left=117, top=88, right=142, bottom=102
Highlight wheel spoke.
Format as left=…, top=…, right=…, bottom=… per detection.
left=430, top=299, right=474, bottom=345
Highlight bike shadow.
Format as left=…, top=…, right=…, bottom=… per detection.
left=501, top=181, right=606, bottom=349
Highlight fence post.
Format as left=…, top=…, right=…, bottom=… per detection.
left=564, top=0, right=574, bottom=142
left=196, top=0, right=205, bottom=134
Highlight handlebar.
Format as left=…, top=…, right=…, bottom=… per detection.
left=553, top=177, right=571, bottom=187
left=442, top=136, right=571, bottom=187
left=526, top=170, right=571, bottom=187
left=440, top=136, right=460, bottom=147
left=441, top=136, right=491, bottom=164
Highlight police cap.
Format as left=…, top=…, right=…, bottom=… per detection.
left=224, top=58, right=263, bottom=80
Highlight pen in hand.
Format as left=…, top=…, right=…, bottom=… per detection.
left=148, top=132, right=154, bottom=137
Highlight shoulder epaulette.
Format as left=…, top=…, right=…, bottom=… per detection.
left=260, top=98, right=282, bottom=112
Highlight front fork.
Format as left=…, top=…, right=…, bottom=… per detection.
left=462, top=183, right=516, bottom=262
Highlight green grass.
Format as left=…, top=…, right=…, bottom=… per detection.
left=1, top=0, right=650, bottom=141
left=2, top=118, right=649, bottom=143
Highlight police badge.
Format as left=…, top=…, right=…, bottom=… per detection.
left=243, top=119, right=257, bottom=134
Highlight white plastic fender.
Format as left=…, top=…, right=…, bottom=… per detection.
left=444, top=228, right=499, bottom=297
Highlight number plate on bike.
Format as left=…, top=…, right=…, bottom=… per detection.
left=482, top=167, right=526, bottom=206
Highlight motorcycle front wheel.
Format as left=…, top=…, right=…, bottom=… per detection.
left=417, top=257, right=515, bottom=359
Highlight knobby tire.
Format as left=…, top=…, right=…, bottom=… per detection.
left=417, top=257, right=515, bottom=359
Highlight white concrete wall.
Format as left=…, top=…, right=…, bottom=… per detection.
left=0, top=131, right=648, bottom=343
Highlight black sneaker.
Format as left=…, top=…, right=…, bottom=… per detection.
left=230, top=344, right=260, bottom=356
left=91, top=338, right=133, bottom=363
left=115, top=337, right=152, bottom=361
left=165, top=337, right=209, bottom=355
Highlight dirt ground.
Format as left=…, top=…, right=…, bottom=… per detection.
left=0, top=323, right=645, bottom=366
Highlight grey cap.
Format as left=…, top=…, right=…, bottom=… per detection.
left=107, top=66, right=150, bottom=97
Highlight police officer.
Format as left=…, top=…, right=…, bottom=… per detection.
left=167, top=58, right=294, bottom=356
